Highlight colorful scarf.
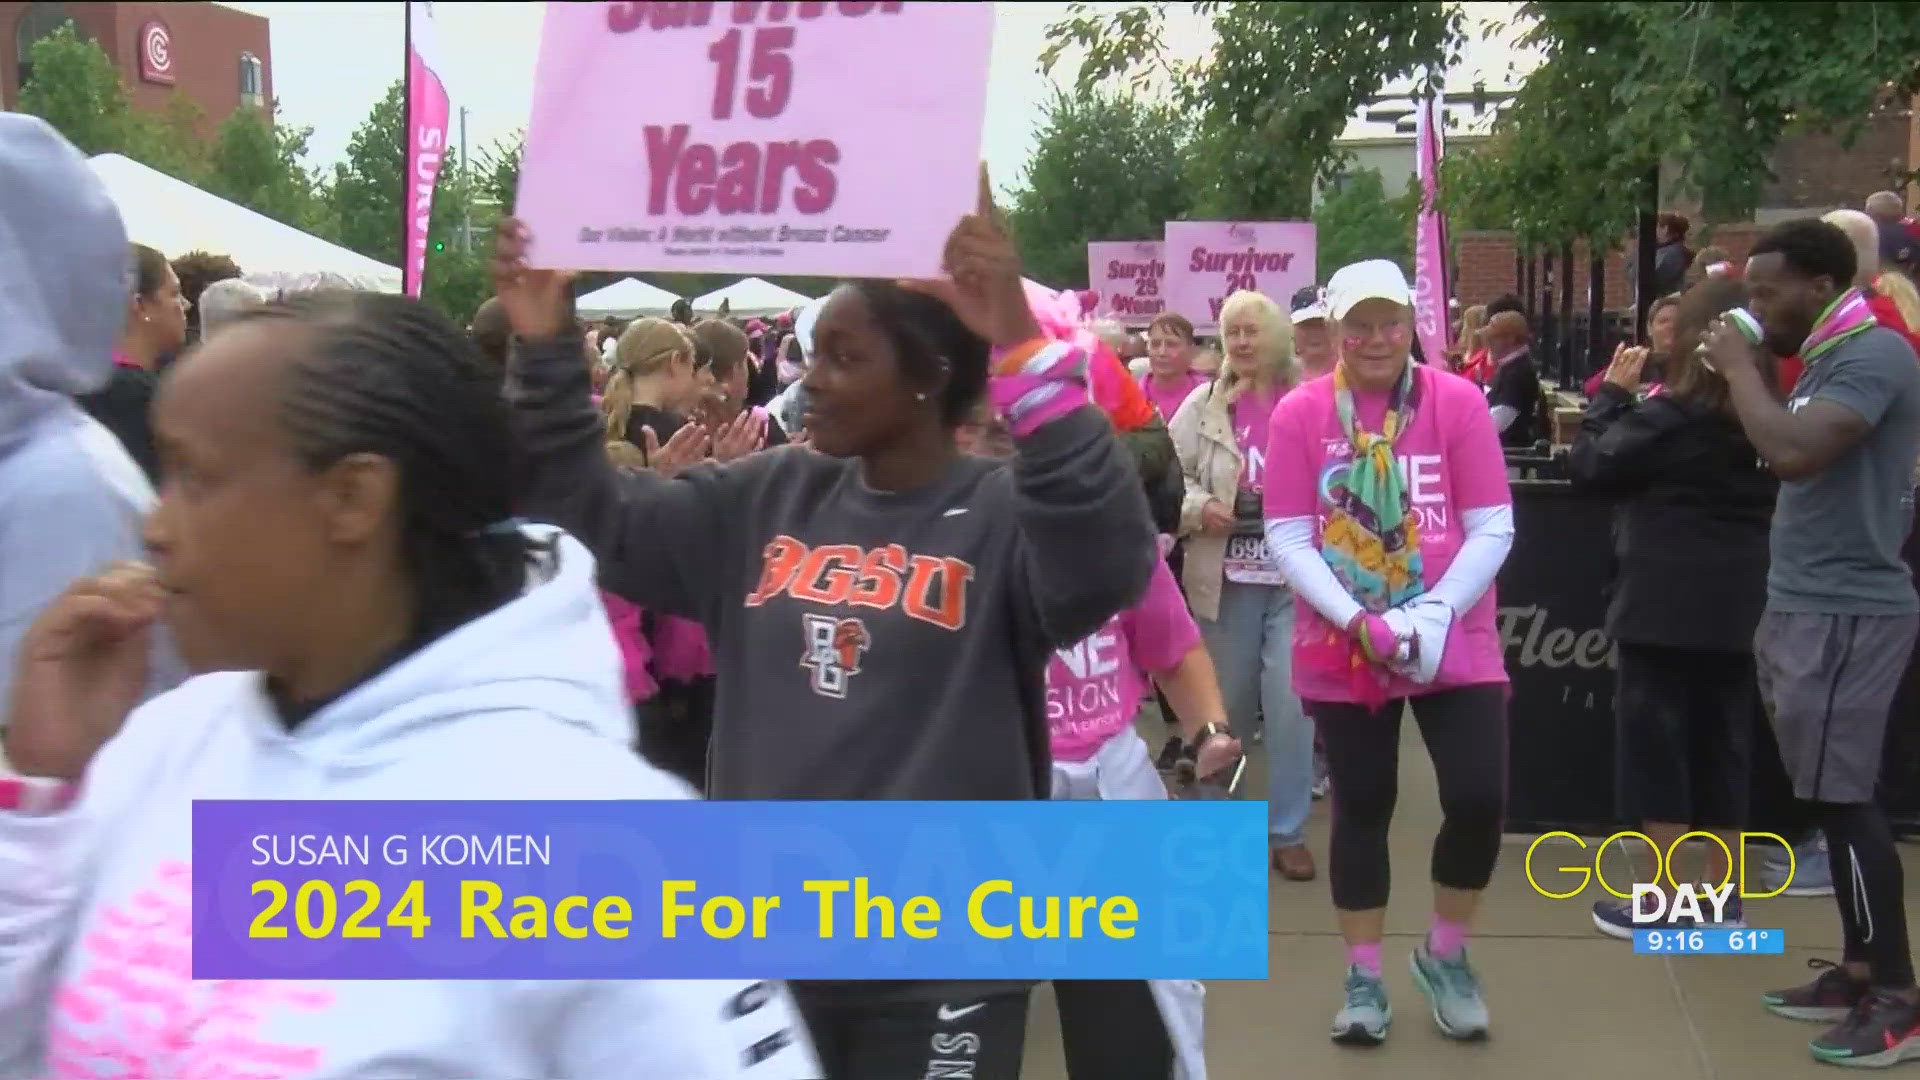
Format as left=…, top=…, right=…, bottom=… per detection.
left=1801, top=289, right=1878, bottom=367
left=1318, top=362, right=1427, bottom=699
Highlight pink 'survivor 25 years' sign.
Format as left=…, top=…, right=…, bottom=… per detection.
left=1161, top=221, right=1316, bottom=334
left=516, top=1, right=994, bottom=278
left=1087, top=241, right=1165, bottom=327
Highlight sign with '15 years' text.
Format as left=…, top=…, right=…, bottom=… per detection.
left=1087, top=241, right=1165, bottom=326
left=516, top=1, right=994, bottom=277
left=1162, top=221, right=1315, bottom=334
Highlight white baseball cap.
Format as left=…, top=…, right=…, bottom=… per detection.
left=1288, top=285, right=1328, bottom=325
left=1325, top=259, right=1412, bottom=320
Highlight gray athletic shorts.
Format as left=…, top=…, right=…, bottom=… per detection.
left=1755, top=610, right=1919, bottom=803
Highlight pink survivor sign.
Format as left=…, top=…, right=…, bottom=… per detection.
left=1162, top=221, right=1317, bottom=333
left=516, top=1, right=994, bottom=277
left=1086, top=241, right=1165, bottom=327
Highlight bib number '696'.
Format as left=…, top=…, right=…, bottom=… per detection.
left=1223, top=534, right=1283, bottom=586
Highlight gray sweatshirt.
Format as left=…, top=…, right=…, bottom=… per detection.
left=0, top=115, right=185, bottom=727
left=508, top=337, right=1157, bottom=803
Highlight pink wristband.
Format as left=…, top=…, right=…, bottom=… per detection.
left=0, top=775, right=79, bottom=814
left=1351, top=613, right=1398, bottom=663
left=988, top=341, right=1089, bottom=437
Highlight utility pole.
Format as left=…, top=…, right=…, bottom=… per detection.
left=458, top=106, right=471, bottom=253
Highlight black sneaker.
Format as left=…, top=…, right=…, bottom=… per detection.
left=1154, top=735, right=1186, bottom=773
left=1764, top=958, right=1869, bottom=1023
left=1809, top=989, right=1920, bottom=1067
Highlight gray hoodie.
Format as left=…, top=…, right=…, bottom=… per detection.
left=0, top=115, right=180, bottom=722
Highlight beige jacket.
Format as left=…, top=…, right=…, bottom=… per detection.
left=1168, top=376, right=1280, bottom=621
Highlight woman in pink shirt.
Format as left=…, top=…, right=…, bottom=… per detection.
left=1140, top=313, right=1210, bottom=423
left=960, top=403, right=1236, bottom=1080
left=1263, top=260, right=1514, bottom=1048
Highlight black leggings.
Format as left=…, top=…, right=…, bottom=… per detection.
left=1054, top=981, right=1174, bottom=1079
left=1158, top=542, right=1187, bottom=731
left=1815, top=800, right=1915, bottom=988
left=792, top=986, right=1029, bottom=1079
left=638, top=676, right=715, bottom=793
left=1313, top=684, right=1508, bottom=911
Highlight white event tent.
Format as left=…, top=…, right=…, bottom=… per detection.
left=87, top=154, right=402, bottom=293
left=694, top=277, right=812, bottom=317
left=575, top=277, right=682, bottom=319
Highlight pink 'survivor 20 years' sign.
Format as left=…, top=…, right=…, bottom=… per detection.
left=516, top=1, right=994, bottom=277
left=1087, top=241, right=1164, bottom=327
left=1161, top=221, right=1317, bottom=333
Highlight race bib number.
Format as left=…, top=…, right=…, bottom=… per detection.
left=1222, top=533, right=1284, bottom=585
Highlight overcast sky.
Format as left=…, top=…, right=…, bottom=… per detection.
left=223, top=1, right=1531, bottom=189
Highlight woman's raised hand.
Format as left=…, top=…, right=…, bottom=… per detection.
left=1603, top=343, right=1647, bottom=391
left=902, top=165, right=1042, bottom=349
left=640, top=424, right=710, bottom=479
left=710, top=409, right=764, bottom=464
left=5, top=563, right=164, bottom=781
left=491, top=218, right=576, bottom=341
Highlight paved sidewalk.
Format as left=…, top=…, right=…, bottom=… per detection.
left=1021, top=716, right=1920, bottom=1079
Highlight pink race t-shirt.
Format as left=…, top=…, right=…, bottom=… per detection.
left=599, top=591, right=656, bottom=704
left=1263, top=365, right=1512, bottom=703
left=1047, top=558, right=1199, bottom=762
left=1232, top=387, right=1280, bottom=493
left=1141, top=370, right=1208, bottom=424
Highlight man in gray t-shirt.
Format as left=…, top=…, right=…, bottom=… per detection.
left=1769, top=325, right=1920, bottom=612
left=1705, top=217, right=1920, bottom=1064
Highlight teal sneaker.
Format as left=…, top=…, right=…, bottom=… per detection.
left=1331, top=964, right=1392, bottom=1046
left=1410, top=942, right=1491, bottom=1040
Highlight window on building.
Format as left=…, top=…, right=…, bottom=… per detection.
left=239, top=52, right=263, bottom=108
left=14, top=1, right=77, bottom=91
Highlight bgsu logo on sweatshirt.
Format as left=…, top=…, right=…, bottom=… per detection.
left=801, top=614, right=870, bottom=698
left=745, top=536, right=974, bottom=631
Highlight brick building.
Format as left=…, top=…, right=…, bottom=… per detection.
left=2, top=0, right=270, bottom=133
left=1446, top=109, right=1916, bottom=309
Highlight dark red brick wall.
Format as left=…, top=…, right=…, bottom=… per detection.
left=1454, top=224, right=1765, bottom=310
left=1764, top=114, right=1912, bottom=211
left=1, top=1, right=270, bottom=137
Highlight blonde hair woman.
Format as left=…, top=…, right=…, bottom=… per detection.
left=601, top=317, right=702, bottom=457
left=1167, top=289, right=1316, bottom=881
left=1876, top=270, right=1920, bottom=331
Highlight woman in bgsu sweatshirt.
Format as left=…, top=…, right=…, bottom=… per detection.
left=492, top=175, right=1157, bottom=1079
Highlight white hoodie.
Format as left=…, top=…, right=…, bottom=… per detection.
left=0, top=527, right=820, bottom=1079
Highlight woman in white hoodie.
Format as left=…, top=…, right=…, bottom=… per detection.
left=0, top=290, right=818, bottom=1079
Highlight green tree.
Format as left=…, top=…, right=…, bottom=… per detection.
left=326, top=83, right=408, bottom=263
left=15, top=24, right=128, bottom=156
left=325, top=81, right=484, bottom=320
left=1043, top=1, right=1463, bottom=219
left=475, top=133, right=523, bottom=212
left=17, top=24, right=210, bottom=181
left=1449, top=2, right=1920, bottom=242
left=1005, top=86, right=1192, bottom=289
left=1312, top=169, right=1417, bottom=281
left=207, top=105, right=323, bottom=233
left=127, top=95, right=213, bottom=183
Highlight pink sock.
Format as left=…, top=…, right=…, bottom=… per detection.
left=1428, top=916, right=1469, bottom=959
left=1348, top=942, right=1383, bottom=977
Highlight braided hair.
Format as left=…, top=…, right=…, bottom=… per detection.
left=234, top=291, right=530, bottom=642
left=843, top=280, right=988, bottom=427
